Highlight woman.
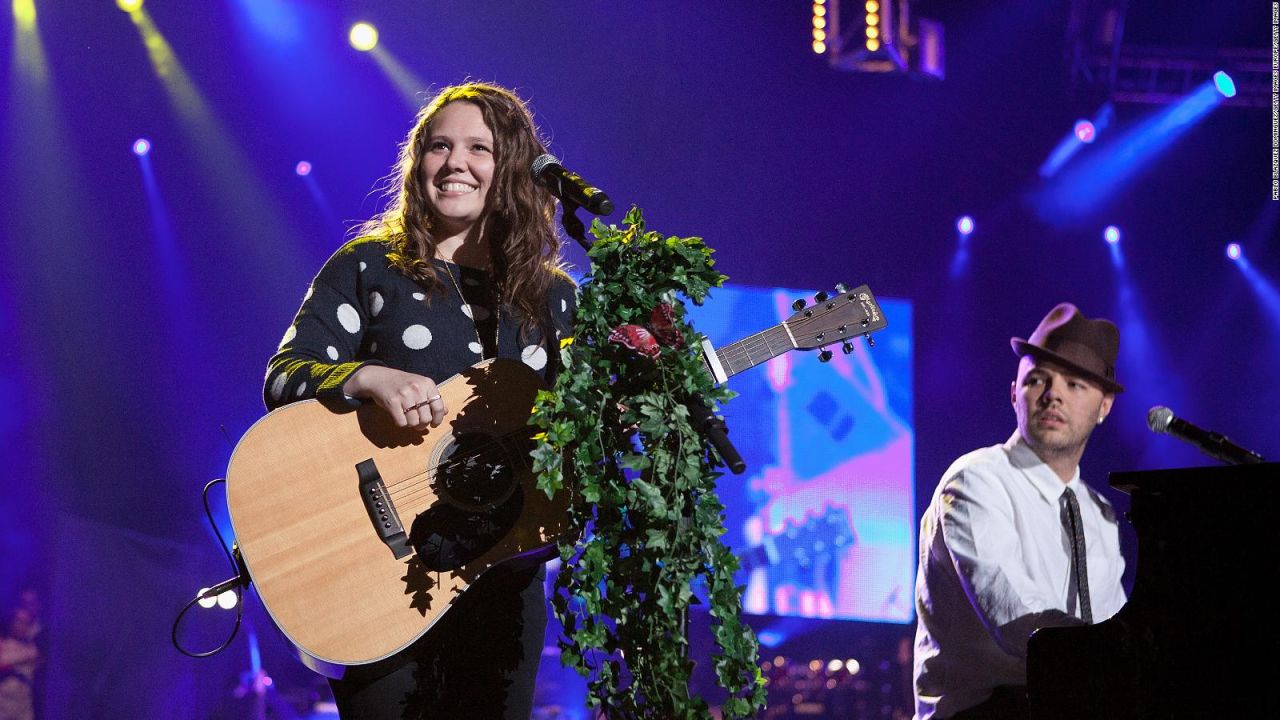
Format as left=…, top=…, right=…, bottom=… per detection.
left=264, top=82, right=576, bottom=719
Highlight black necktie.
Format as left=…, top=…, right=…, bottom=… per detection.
left=1060, top=487, right=1093, bottom=623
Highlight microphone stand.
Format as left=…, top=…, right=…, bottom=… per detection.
left=558, top=197, right=592, bottom=252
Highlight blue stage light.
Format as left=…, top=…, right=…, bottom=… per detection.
left=1104, top=225, right=1120, bottom=244
left=1213, top=71, right=1236, bottom=98
left=1226, top=242, right=1242, bottom=261
left=295, top=160, right=312, bottom=176
left=956, top=215, right=974, bottom=236
left=1074, top=120, right=1096, bottom=144
left=132, top=138, right=151, bottom=156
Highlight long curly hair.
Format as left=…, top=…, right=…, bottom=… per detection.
left=358, top=82, right=566, bottom=339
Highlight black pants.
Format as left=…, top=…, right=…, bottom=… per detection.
left=948, top=685, right=1029, bottom=720
left=329, top=564, right=547, bottom=720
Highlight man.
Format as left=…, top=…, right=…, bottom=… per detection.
left=913, top=303, right=1128, bottom=720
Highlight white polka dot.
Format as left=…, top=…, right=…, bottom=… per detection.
left=413, top=292, right=425, bottom=301
left=269, top=372, right=287, bottom=401
left=370, top=342, right=378, bottom=353
left=359, top=261, right=367, bottom=271
left=370, top=291, right=384, bottom=317
left=337, top=304, right=361, bottom=333
left=460, top=304, right=492, bottom=322
left=521, top=345, right=547, bottom=371
left=278, top=325, right=297, bottom=349
left=560, top=298, right=568, bottom=313
left=403, top=325, right=433, bottom=350
left=295, top=382, right=307, bottom=397
left=468, top=341, right=484, bottom=355
left=326, top=346, right=339, bottom=361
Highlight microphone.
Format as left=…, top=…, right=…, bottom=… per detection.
left=1146, top=406, right=1265, bottom=466
left=530, top=154, right=614, bottom=216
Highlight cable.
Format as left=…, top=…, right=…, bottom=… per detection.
left=171, top=478, right=247, bottom=658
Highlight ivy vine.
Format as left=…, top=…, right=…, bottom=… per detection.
left=530, top=207, right=766, bottom=718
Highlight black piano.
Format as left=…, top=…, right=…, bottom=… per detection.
left=1027, top=461, right=1278, bottom=719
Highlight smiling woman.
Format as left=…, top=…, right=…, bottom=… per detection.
left=259, top=82, right=576, bottom=720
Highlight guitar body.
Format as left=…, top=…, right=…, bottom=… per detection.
left=226, top=358, right=570, bottom=678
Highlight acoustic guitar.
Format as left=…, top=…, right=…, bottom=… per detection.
left=226, top=284, right=886, bottom=677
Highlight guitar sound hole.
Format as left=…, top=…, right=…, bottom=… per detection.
left=435, top=432, right=516, bottom=511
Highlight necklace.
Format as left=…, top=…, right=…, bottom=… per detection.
left=440, top=260, right=499, bottom=359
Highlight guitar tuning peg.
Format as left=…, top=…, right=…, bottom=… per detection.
left=863, top=332, right=875, bottom=348
left=842, top=341, right=855, bottom=354
left=792, top=298, right=806, bottom=311
left=814, top=291, right=829, bottom=303
left=834, top=282, right=848, bottom=293
left=819, top=349, right=834, bottom=363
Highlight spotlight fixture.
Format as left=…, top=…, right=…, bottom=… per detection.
left=1212, top=71, right=1236, bottom=98
left=1073, top=120, right=1096, bottom=144
left=1104, top=225, right=1120, bottom=244
left=295, top=160, right=312, bottom=176
left=956, top=215, right=974, bottom=236
left=116, top=0, right=144, bottom=12
left=349, top=22, right=378, bottom=52
left=132, top=138, right=151, bottom=156
left=1226, top=243, right=1242, bottom=260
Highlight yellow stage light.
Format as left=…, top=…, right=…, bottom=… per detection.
left=349, top=22, right=378, bottom=52
left=867, top=12, right=879, bottom=25
left=813, top=3, right=826, bottom=16
left=866, top=26, right=879, bottom=39
left=812, top=40, right=826, bottom=54
left=866, top=0, right=879, bottom=11
left=866, top=38, right=881, bottom=51
left=116, top=0, right=144, bottom=12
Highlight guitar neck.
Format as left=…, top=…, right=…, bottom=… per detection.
left=702, top=324, right=794, bottom=382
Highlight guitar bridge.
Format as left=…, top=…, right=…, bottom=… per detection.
left=356, top=458, right=411, bottom=559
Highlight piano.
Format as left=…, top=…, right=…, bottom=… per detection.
left=1027, top=461, right=1278, bottom=719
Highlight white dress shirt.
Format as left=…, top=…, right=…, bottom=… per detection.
left=912, top=431, right=1127, bottom=719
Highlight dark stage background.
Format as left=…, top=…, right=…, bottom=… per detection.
left=1, top=1, right=1274, bottom=717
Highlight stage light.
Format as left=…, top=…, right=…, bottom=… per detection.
left=14, top=0, right=36, bottom=30
left=1213, top=71, right=1236, bottom=98
left=216, top=589, right=239, bottom=610
left=813, top=28, right=826, bottom=42
left=827, top=659, right=844, bottom=672
left=1227, top=242, right=1242, bottom=260
left=295, top=160, right=312, bottom=176
left=956, top=215, right=974, bottom=236
left=866, top=38, right=881, bottom=51
left=845, top=658, right=861, bottom=675
left=1074, top=120, right=1096, bottom=144
left=116, top=0, right=143, bottom=12
left=1104, top=225, right=1120, bottom=244
left=865, top=0, right=879, bottom=11
left=812, top=40, right=826, bottom=54
left=196, top=587, right=217, bottom=609
left=132, top=138, right=151, bottom=156
left=349, top=22, right=378, bottom=52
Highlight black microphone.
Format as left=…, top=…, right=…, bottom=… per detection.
left=1146, top=406, right=1265, bottom=466
left=530, top=154, right=614, bottom=216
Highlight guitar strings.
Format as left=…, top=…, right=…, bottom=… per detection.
left=381, top=428, right=533, bottom=510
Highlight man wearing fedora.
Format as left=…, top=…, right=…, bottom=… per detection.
left=912, top=303, right=1128, bottom=720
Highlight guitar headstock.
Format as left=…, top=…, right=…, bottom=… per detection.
left=784, top=284, right=887, bottom=358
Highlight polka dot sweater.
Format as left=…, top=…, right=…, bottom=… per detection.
left=264, top=236, right=576, bottom=413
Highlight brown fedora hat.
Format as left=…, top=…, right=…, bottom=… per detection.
left=1011, top=302, right=1124, bottom=393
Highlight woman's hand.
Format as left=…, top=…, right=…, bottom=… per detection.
left=343, top=365, right=447, bottom=430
